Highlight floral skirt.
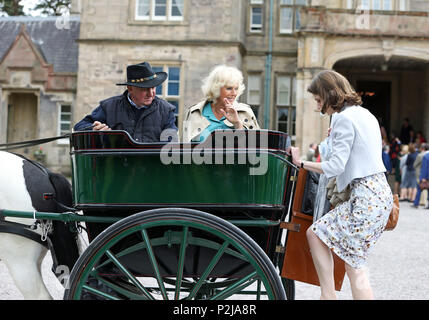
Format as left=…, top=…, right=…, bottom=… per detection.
left=310, top=172, right=393, bottom=269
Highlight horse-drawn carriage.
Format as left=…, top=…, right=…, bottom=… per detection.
left=0, top=129, right=346, bottom=300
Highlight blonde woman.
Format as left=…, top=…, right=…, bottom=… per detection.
left=290, top=70, right=393, bottom=300
left=182, top=65, right=259, bottom=142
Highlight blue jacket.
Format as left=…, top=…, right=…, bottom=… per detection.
left=382, top=151, right=392, bottom=173
left=419, top=153, right=429, bottom=181
left=74, top=91, right=178, bottom=142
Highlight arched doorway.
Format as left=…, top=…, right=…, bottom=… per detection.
left=333, top=55, right=429, bottom=143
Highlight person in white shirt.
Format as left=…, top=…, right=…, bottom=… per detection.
left=290, top=70, right=393, bottom=300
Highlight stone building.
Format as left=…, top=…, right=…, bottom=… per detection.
left=72, top=0, right=429, bottom=153
left=0, top=16, right=80, bottom=174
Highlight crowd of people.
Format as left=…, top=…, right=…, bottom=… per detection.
left=381, top=119, right=429, bottom=209
left=307, top=116, right=429, bottom=210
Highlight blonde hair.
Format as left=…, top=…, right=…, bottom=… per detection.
left=201, top=65, right=245, bottom=101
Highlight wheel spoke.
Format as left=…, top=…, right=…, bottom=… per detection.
left=175, top=226, right=189, bottom=300
left=187, top=241, right=229, bottom=300
left=141, top=229, right=169, bottom=300
left=82, top=284, right=120, bottom=300
left=94, top=275, right=149, bottom=300
left=256, top=279, right=262, bottom=300
left=209, top=272, right=258, bottom=300
left=105, top=250, right=155, bottom=300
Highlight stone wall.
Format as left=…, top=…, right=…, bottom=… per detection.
left=78, top=0, right=244, bottom=43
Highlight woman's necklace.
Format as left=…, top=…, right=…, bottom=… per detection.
left=211, top=103, right=225, bottom=120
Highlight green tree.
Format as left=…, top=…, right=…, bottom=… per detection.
left=0, top=0, right=25, bottom=16
left=33, top=0, right=71, bottom=16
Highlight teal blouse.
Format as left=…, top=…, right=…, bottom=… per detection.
left=198, top=102, right=231, bottom=142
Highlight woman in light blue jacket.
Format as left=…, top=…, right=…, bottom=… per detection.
left=290, top=70, right=393, bottom=300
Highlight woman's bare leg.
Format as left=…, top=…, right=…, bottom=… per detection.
left=306, top=228, right=337, bottom=300
left=394, top=181, right=399, bottom=195
left=400, top=187, right=407, bottom=200
left=345, top=263, right=374, bottom=300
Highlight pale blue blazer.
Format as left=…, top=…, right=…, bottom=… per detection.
left=321, top=105, right=386, bottom=192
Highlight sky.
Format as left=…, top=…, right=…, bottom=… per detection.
left=21, top=0, right=45, bottom=16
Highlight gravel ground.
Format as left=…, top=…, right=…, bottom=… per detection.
left=1, top=201, right=428, bottom=300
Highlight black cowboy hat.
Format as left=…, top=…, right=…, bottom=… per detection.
left=116, top=62, right=167, bottom=88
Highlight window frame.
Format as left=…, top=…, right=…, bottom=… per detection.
left=275, top=75, right=297, bottom=142
left=150, top=63, right=182, bottom=126
left=348, top=0, right=408, bottom=11
left=398, top=0, right=409, bottom=11
left=247, top=73, right=262, bottom=121
left=249, top=0, right=264, bottom=33
left=135, top=0, right=184, bottom=22
left=169, top=0, right=185, bottom=21
left=57, top=103, right=72, bottom=145
left=278, top=0, right=307, bottom=34
left=152, top=0, right=167, bottom=21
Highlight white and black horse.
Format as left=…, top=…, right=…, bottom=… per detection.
left=0, top=151, right=79, bottom=299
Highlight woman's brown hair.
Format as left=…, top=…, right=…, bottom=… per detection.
left=307, top=70, right=362, bottom=114
left=408, top=143, right=416, bottom=154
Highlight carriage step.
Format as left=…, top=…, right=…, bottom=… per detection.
left=279, top=222, right=300, bottom=232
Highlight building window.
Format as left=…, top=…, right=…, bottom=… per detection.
left=398, top=0, right=409, bottom=11
left=382, top=0, right=393, bottom=10
left=135, top=0, right=184, bottom=21
left=276, top=76, right=296, bottom=142
left=399, top=0, right=429, bottom=12
left=247, top=74, right=261, bottom=120
left=58, top=104, right=71, bottom=144
left=250, top=0, right=263, bottom=32
left=152, top=65, right=181, bottom=126
left=348, top=0, right=429, bottom=12
left=279, top=0, right=307, bottom=34
left=349, top=0, right=398, bottom=11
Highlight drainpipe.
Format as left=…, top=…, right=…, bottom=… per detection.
left=264, top=0, right=274, bottom=129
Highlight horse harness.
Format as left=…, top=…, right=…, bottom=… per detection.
left=0, top=212, right=49, bottom=248
left=0, top=136, right=73, bottom=248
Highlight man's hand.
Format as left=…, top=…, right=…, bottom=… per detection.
left=93, top=121, right=111, bottom=131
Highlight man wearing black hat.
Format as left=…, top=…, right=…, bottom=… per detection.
left=74, top=62, right=178, bottom=142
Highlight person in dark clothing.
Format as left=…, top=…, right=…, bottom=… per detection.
left=382, top=144, right=392, bottom=177
left=402, top=143, right=419, bottom=201
left=74, top=62, right=178, bottom=142
left=399, top=118, right=413, bottom=145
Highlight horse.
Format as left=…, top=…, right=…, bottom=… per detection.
left=0, top=151, right=80, bottom=299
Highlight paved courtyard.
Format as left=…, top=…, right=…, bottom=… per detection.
left=0, top=201, right=428, bottom=300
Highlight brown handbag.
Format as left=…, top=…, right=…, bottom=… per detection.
left=385, top=194, right=399, bottom=231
